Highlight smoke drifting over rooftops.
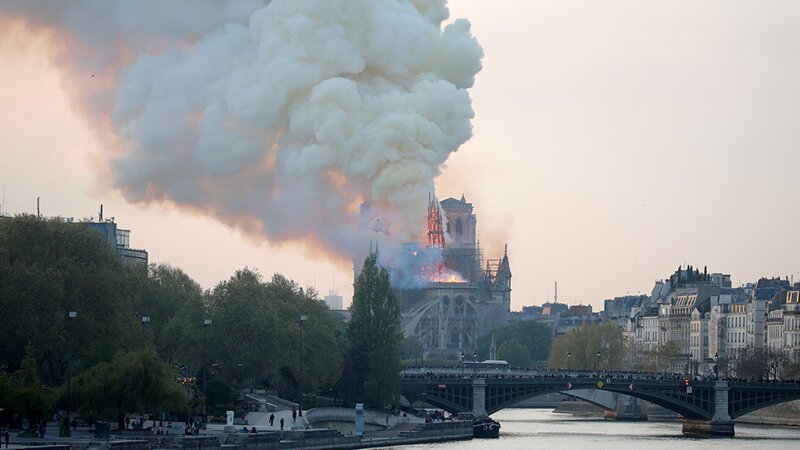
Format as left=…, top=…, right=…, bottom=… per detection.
left=1, top=0, right=482, bottom=263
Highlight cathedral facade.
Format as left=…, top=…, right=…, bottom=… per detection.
left=397, top=195, right=511, bottom=360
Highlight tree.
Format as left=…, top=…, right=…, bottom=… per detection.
left=730, top=346, right=791, bottom=380
left=641, top=341, right=681, bottom=372
left=783, top=361, right=800, bottom=380
left=139, top=264, right=205, bottom=360
left=203, top=270, right=342, bottom=400
left=0, top=215, right=141, bottom=383
left=548, top=322, right=626, bottom=370
left=344, top=254, right=403, bottom=409
left=0, top=371, right=11, bottom=426
left=6, top=344, right=53, bottom=426
left=204, top=378, right=232, bottom=416
left=477, top=321, right=552, bottom=364
left=402, top=336, right=424, bottom=364
left=70, top=350, right=185, bottom=429
left=497, top=339, right=532, bottom=367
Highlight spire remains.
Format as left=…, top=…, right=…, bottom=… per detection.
left=426, top=195, right=446, bottom=248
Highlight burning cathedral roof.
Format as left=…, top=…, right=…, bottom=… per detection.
left=375, top=194, right=509, bottom=291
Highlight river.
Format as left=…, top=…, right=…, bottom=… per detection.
left=391, top=409, right=800, bottom=449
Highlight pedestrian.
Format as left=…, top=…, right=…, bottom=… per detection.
left=292, top=407, right=297, bottom=423
left=269, top=413, right=274, bottom=427
left=3, top=429, right=8, bottom=449
left=72, top=418, right=77, bottom=430
left=125, top=415, right=131, bottom=430
left=280, top=418, right=284, bottom=430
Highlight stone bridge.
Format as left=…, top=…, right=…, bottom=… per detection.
left=400, top=367, right=800, bottom=436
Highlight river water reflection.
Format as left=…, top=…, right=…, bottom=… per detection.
left=391, top=409, right=800, bottom=450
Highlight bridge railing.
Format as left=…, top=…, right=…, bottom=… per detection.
left=402, top=368, right=721, bottom=383
left=402, top=366, right=800, bottom=385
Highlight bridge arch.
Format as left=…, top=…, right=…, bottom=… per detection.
left=483, top=381, right=714, bottom=420
left=728, top=385, right=800, bottom=419
left=556, top=389, right=618, bottom=411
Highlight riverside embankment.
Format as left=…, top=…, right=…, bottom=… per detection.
left=5, top=409, right=472, bottom=450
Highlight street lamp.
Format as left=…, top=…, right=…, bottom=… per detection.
left=298, top=315, right=307, bottom=417
left=64, top=311, right=77, bottom=437
left=461, top=352, right=465, bottom=378
left=567, top=351, right=571, bottom=371
left=202, top=319, right=211, bottom=424
left=141, top=316, right=150, bottom=351
left=596, top=351, right=600, bottom=373
left=473, top=351, right=478, bottom=378
left=688, top=353, right=693, bottom=377
left=714, top=352, right=719, bottom=379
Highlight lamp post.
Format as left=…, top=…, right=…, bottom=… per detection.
left=141, top=316, right=150, bottom=351
left=688, top=353, right=693, bottom=377
left=714, top=352, right=719, bottom=379
left=596, top=351, right=600, bottom=373
left=202, top=319, right=211, bottom=424
left=461, top=352, right=465, bottom=378
left=298, top=315, right=307, bottom=417
left=567, top=351, right=571, bottom=371
left=65, top=311, right=77, bottom=438
left=473, top=351, right=477, bottom=378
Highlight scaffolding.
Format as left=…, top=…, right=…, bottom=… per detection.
left=443, top=243, right=483, bottom=283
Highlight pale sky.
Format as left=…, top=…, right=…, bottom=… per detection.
left=1, top=1, right=799, bottom=310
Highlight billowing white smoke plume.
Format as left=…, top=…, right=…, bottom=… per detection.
left=1, top=0, right=482, bottom=263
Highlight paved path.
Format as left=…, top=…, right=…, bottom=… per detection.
left=211, top=409, right=307, bottom=432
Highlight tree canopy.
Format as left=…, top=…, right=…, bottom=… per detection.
left=0, top=215, right=140, bottom=382
left=548, top=322, right=626, bottom=371
left=3, top=345, right=53, bottom=424
left=497, top=338, right=532, bottom=367
left=203, top=270, right=343, bottom=400
left=343, top=254, right=403, bottom=409
left=70, top=350, right=185, bottom=429
left=477, top=320, right=552, bottom=364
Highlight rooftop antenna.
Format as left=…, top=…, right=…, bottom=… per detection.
left=554, top=281, right=558, bottom=303
left=99, top=204, right=104, bottom=222
left=36, top=196, right=40, bottom=218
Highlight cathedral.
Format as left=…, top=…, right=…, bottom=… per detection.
left=396, top=195, right=512, bottom=360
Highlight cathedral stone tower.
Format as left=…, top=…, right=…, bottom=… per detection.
left=440, top=195, right=477, bottom=245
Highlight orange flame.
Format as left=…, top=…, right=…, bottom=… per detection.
left=431, top=271, right=465, bottom=283
left=419, top=260, right=466, bottom=284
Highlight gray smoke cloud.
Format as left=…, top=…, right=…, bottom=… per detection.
left=1, top=0, right=482, bottom=262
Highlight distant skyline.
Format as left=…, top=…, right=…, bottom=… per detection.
left=1, top=1, right=799, bottom=310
